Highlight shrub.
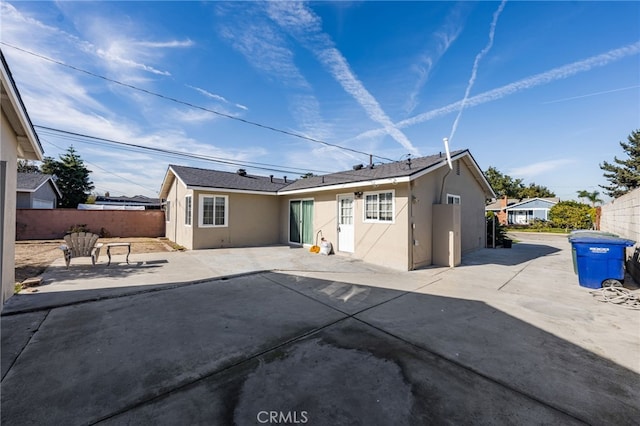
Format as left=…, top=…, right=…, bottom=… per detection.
left=549, top=201, right=594, bottom=231
left=486, top=212, right=508, bottom=246
left=67, top=224, right=89, bottom=234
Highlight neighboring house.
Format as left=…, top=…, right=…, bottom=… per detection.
left=486, top=197, right=559, bottom=225
left=94, top=195, right=162, bottom=209
left=160, top=149, right=495, bottom=271
left=17, top=172, right=61, bottom=208
left=1, top=51, right=44, bottom=308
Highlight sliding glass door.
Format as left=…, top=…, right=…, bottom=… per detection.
left=289, top=200, right=314, bottom=245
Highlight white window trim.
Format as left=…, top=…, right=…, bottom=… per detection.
left=288, top=198, right=314, bottom=245
left=184, top=195, right=192, bottom=227
left=446, top=193, right=461, bottom=205
left=165, top=200, right=171, bottom=222
left=363, top=190, right=395, bottom=224
left=198, top=194, right=229, bottom=228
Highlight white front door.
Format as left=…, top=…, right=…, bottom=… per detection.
left=337, top=195, right=354, bottom=253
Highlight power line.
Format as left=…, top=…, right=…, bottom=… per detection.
left=41, top=138, right=157, bottom=194
left=1, top=42, right=395, bottom=162
left=35, top=125, right=333, bottom=176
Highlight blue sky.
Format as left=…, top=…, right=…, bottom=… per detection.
left=2, top=1, right=639, bottom=202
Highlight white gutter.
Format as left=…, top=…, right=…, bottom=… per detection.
left=278, top=176, right=411, bottom=195
left=187, top=185, right=280, bottom=196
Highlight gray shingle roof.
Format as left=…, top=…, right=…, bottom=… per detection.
left=17, top=173, right=54, bottom=191
left=281, top=149, right=467, bottom=192
left=170, top=165, right=291, bottom=193
left=167, top=149, right=484, bottom=195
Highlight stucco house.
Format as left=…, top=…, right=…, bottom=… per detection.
left=160, top=149, right=495, bottom=271
left=486, top=197, right=559, bottom=225
left=1, top=51, right=44, bottom=307
left=17, top=172, right=61, bottom=208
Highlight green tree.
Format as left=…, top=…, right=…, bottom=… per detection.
left=549, top=201, right=594, bottom=231
left=484, top=166, right=523, bottom=197
left=41, top=146, right=94, bottom=208
left=484, top=166, right=555, bottom=198
left=600, top=129, right=640, bottom=198
left=576, top=189, right=603, bottom=207
left=17, top=159, right=40, bottom=173
left=519, top=182, right=556, bottom=198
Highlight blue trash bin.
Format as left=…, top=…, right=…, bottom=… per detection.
left=568, top=231, right=619, bottom=274
left=570, top=236, right=635, bottom=289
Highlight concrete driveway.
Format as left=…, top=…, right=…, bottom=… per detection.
left=2, top=234, right=639, bottom=425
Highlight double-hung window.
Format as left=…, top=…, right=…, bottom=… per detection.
left=446, top=194, right=461, bottom=205
left=364, top=191, right=394, bottom=223
left=184, top=195, right=192, bottom=226
left=199, top=194, right=228, bottom=227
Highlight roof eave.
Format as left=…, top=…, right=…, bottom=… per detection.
left=1, top=52, right=44, bottom=161
left=278, top=176, right=411, bottom=195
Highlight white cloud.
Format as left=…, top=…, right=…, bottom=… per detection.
left=448, top=0, right=507, bottom=143
left=508, top=159, right=575, bottom=178
left=405, top=3, right=467, bottom=114
left=351, top=41, right=640, bottom=143
left=216, top=3, right=334, bottom=147
left=0, top=3, right=262, bottom=197
left=266, top=2, right=419, bottom=155
left=187, top=85, right=249, bottom=113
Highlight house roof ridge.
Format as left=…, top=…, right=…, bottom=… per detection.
left=162, top=148, right=491, bottom=197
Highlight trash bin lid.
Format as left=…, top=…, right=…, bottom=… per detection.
left=568, top=230, right=619, bottom=241
left=569, top=236, right=635, bottom=246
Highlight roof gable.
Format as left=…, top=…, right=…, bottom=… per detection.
left=280, top=149, right=495, bottom=197
left=16, top=173, right=61, bottom=197
left=507, top=198, right=559, bottom=210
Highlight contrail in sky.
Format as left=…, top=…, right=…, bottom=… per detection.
left=448, top=0, right=507, bottom=144
left=348, top=41, right=640, bottom=144
left=542, top=85, right=640, bottom=104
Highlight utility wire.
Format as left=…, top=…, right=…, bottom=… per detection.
left=41, top=138, right=156, bottom=194
left=2, top=42, right=394, bottom=162
left=35, top=125, right=333, bottom=176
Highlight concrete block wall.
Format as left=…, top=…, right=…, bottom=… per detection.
left=16, top=209, right=165, bottom=240
left=599, top=187, right=640, bottom=244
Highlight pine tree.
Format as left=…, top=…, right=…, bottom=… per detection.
left=41, top=146, right=94, bottom=208
left=600, top=130, right=640, bottom=198
left=17, top=160, right=40, bottom=173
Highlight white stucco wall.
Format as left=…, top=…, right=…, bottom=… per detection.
left=600, top=187, right=640, bottom=245
left=1, top=112, right=18, bottom=306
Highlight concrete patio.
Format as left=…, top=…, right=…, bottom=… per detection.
left=2, top=233, right=639, bottom=425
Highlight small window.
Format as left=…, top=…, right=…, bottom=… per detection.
left=199, top=194, right=228, bottom=227
left=165, top=201, right=171, bottom=222
left=447, top=194, right=461, bottom=205
left=185, top=196, right=192, bottom=226
left=364, top=191, right=394, bottom=223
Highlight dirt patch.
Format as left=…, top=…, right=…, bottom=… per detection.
left=15, top=237, right=173, bottom=286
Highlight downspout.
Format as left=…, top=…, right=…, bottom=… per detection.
left=174, top=178, right=178, bottom=243
left=438, top=137, right=453, bottom=204
left=408, top=181, right=414, bottom=270
left=0, top=161, right=6, bottom=301
left=438, top=168, right=452, bottom=204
